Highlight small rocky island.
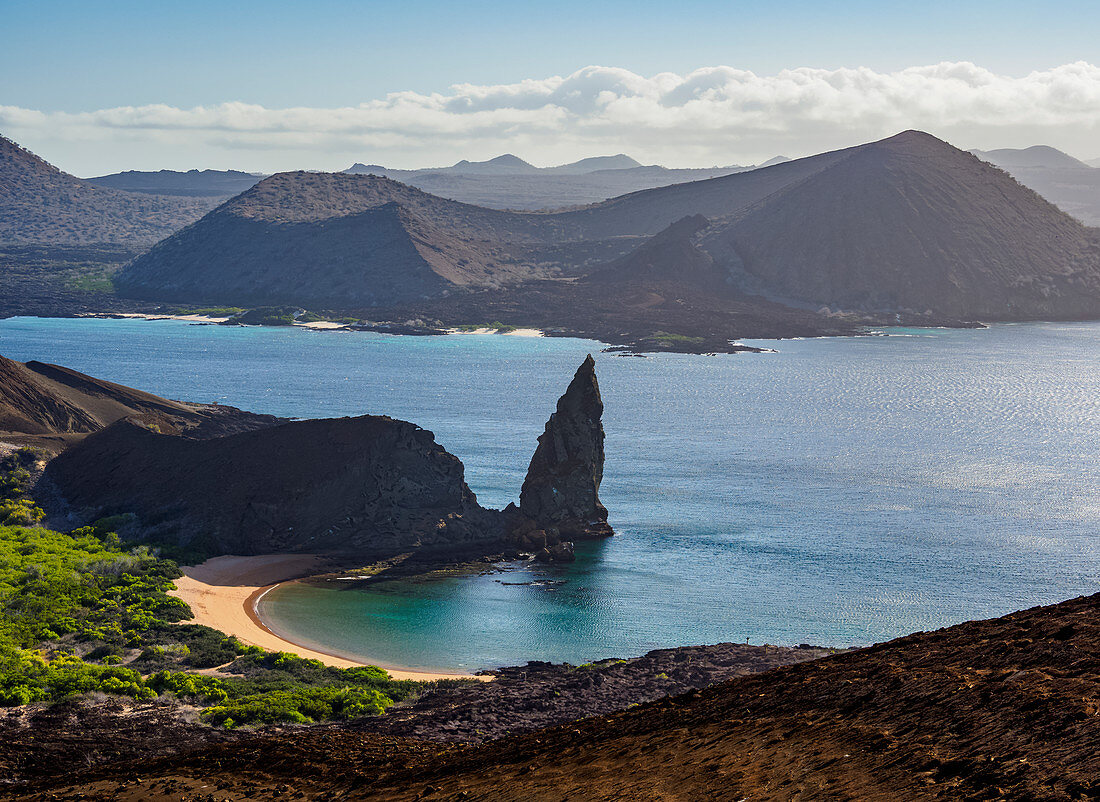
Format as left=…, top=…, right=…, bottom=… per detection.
left=18, top=353, right=612, bottom=563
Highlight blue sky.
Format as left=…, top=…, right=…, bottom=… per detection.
left=5, top=0, right=1100, bottom=109
left=3, top=0, right=1099, bottom=173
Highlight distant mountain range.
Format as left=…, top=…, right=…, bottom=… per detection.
left=7, top=128, right=1100, bottom=351
left=76, top=145, right=1099, bottom=225
left=0, top=135, right=213, bottom=248
left=85, top=168, right=263, bottom=198
left=80, top=152, right=768, bottom=212
left=340, top=153, right=763, bottom=210
left=970, top=145, right=1100, bottom=226
left=117, top=131, right=1100, bottom=337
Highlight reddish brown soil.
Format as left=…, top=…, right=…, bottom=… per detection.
left=8, top=593, right=1100, bottom=800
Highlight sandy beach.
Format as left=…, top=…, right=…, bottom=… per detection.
left=169, top=554, right=485, bottom=681
left=104, top=312, right=232, bottom=323
left=448, top=326, right=544, bottom=337
left=294, top=320, right=351, bottom=330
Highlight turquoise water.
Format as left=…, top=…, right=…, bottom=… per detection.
left=3, top=317, right=1100, bottom=672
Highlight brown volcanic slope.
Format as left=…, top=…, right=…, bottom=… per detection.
left=117, top=132, right=1100, bottom=326
left=115, top=172, right=569, bottom=306
left=702, top=131, right=1100, bottom=319
left=0, top=354, right=278, bottom=445
left=114, top=147, right=850, bottom=306
left=17, top=592, right=1100, bottom=800
left=0, top=135, right=212, bottom=248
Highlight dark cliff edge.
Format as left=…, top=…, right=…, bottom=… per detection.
left=35, top=356, right=610, bottom=562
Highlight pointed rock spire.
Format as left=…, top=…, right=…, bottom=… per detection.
left=519, top=354, right=612, bottom=537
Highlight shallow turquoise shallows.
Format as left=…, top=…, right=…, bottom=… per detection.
left=3, top=317, right=1100, bottom=672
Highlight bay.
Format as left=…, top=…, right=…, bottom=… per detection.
left=2, top=316, right=1098, bottom=672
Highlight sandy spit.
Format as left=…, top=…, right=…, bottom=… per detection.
left=447, top=327, right=545, bottom=337
left=169, top=554, right=487, bottom=681
left=106, top=313, right=231, bottom=323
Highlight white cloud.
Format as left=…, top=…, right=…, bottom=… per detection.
left=4, top=62, right=1100, bottom=175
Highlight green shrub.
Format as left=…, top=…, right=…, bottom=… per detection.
left=201, top=686, right=393, bottom=727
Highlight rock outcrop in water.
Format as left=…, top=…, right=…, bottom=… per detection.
left=518, top=354, right=611, bottom=539
left=40, top=356, right=612, bottom=559
left=47, top=414, right=498, bottom=556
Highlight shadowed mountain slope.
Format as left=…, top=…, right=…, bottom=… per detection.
left=0, top=135, right=213, bottom=247
left=699, top=131, right=1100, bottom=318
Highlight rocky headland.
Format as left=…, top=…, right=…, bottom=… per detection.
left=4, top=354, right=612, bottom=564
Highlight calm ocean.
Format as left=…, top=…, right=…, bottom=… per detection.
left=3, top=316, right=1098, bottom=672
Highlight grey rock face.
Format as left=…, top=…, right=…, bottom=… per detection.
left=519, top=354, right=612, bottom=538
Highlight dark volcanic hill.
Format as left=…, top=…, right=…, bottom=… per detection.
left=43, top=355, right=610, bottom=558
left=114, top=147, right=851, bottom=307
left=114, top=172, right=575, bottom=306
left=47, top=414, right=497, bottom=555
left=0, top=135, right=213, bottom=247
left=698, top=131, right=1100, bottom=319
left=85, top=168, right=262, bottom=199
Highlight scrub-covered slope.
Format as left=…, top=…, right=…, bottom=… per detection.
left=0, top=135, right=212, bottom=248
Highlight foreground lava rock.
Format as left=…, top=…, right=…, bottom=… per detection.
left=518, top=354, right=611, bottom=539
left=10, top=593, right=1100, bottom=800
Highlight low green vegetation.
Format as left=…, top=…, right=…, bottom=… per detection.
left=229, top=306, right=299, bottom=326
left=167, top=306, right=246, bottom=317
left=651, top=331, right=705, bottom=345
left=0, top=451, right=458, bottom=726
left=456, top=321, right=518, bottom=333
left=146, top=653, right=434, bottom=727
left=0, top=448, right=46, bottom=526
left=63, top=270, right=116, bottom=294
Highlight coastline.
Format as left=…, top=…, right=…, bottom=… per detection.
left=82, top=313, right=545, bottom=337
left=169, top=554, right=487, bottom=682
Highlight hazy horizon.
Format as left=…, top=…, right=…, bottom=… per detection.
left=3, top=64, right=1099, bottom=179
left=4, top=2, right=1100, bottom=175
